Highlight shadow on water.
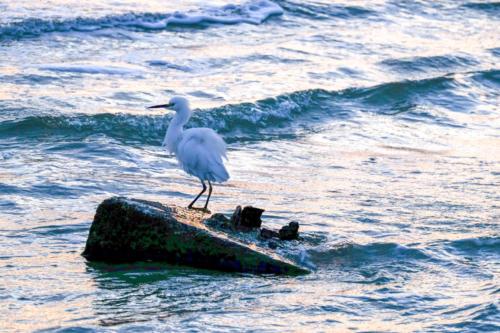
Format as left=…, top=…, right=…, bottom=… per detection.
left=84, top=260, right=286, bottom=327
left=85, top=261, right=241, bottom=287
left=86, top=261, right=229, bottom=326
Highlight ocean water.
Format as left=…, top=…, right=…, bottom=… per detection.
left=0, top=0, right=499, bottom=331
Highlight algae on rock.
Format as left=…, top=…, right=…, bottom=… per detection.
left=83, top=197, right=308, bottom=275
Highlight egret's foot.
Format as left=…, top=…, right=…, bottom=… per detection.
left=188, top=206, right=211, bottom=214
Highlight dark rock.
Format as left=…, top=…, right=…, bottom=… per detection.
left=279, top=221, right=300, bottom=240
left=82, top=197, right=308, bottom=275
left=205, top=213, right=230, bottom=230
left=268, top=241, right=278, bottom=249
left=240, top=206, right=264, bottom=229
left=210, top=213, right=229, bottom=222
left=260, top=228, right=279, bottom=239
left=231, top=205, right=264, bottom=231
left=230, top=205, right=242, bottom=231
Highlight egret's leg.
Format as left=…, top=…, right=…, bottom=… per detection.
left=188, top=180, right=206, bottom=209
left=204, top=180, right=213, bottom=211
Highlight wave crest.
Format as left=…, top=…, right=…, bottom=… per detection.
left=0, top=1, right=283, bottom=41
left=2, top=70, right=495, bottom=143
left=306, top=242, right=431, bottom=267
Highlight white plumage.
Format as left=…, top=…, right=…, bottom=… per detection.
left=177, top=127, right=229, bottom=182
left=149, top=97, right=229, bottom=212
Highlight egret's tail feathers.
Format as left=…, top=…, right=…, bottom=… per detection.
left=199, top=151, right=229, bottom=183
left=211, top=161, right=230, bottom=183
left=177, top=127, right=230, bottom=183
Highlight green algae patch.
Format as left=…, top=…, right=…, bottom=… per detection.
left=82, top=197, right=308, bottom=275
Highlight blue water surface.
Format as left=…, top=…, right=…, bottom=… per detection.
left=0, top=0, right=499, bottom=331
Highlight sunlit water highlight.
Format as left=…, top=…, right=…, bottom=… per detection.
left=0, top=0, right=499, bottom=332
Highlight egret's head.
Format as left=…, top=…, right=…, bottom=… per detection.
left=148, top=96, right=189, bottom=112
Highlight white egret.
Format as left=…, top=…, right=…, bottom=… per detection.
left=148, top=97, right=229, bottom=213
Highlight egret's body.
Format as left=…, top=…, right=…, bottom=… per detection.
left=149, top=97, right=229, bottom=212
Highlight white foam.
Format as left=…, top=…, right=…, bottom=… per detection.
left=298, top=245, right=317, bottom=270
left=243, top=0, right=284, bottom=24
left=135, top=0, right=283, bottom=29
left=1, top=151, right=14, bottom=160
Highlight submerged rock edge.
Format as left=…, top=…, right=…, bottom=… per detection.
left=82, top=197, right=308, bottom=275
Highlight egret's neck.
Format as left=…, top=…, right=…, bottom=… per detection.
left=163, top=106, right=191, bottom=154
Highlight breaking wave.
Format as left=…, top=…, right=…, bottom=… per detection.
left=0, top=1, right=283, bottom=41
left=1, top=70, right=493, bottom=144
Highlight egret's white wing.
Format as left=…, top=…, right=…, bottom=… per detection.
left=176, top=128, right=229, bottom=183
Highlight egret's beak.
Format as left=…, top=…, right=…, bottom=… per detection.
left=147, top=103, right=174, bottom=109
